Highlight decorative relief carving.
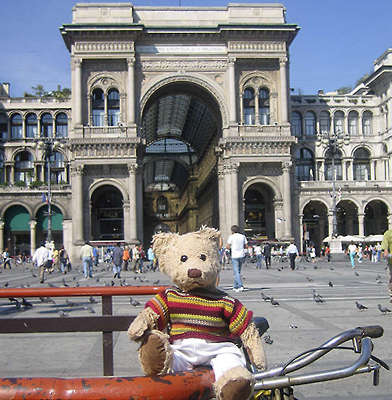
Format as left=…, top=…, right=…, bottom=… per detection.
left=219, top=139, right=292, bottom=156
left=75, top=41, right=134, bottom=53
left=127, top=163, right=139, bottom=174
left=139, top=60, right=227, bottom=72
left=70, top=142, right=138, bottom=159
left=229, top=41, right=285, bottom=52
left=70, top=165, right=85, bottom=176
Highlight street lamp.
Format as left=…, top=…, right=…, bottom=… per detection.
left=318, top=129, right=349, bottom=250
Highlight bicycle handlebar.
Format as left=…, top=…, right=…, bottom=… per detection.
left=253, top=325, right=384, bottom=387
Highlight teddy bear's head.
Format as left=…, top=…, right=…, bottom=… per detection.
left=152, top=227, right=222, bottom=292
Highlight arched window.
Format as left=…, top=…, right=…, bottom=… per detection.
left=41, top=113, right=53, bottom=138
left=291, top=111, right=302, bottom=137
left=108, top=88, right=120, bottom=126
left=353, top=147, right=370, bottom=181
left=156, top=196, right=169, bottom=216
left=243, top=88, right=255, bottom=125
left=348, top=110, right=358, bottom=136
left=305, top=111, right=316, bottom=136
left=319, top=111, right=330, bottom=135
left=362, top=111, right=373, bottom=136
left=11, top=113, right=22, bottom=139
left=0, top=152, right=4, bottom=184
left=55, top=113, right=68, bottom=138
left=45, top=151, right=66, bottom=184
left=0, top=114, right=8, bottom=140
left=92, top=88, right=105, bottom=126
left=295, top=148, right=315, bottom=181
left=258, top=88, right=270, bottom=125
left=324, top=148, right=342, bottom=180
left=334, top=111, right=344, bottom=135
left=15, top=151, right=34, bottom=184
left=25, top=113, right=37, bottom=138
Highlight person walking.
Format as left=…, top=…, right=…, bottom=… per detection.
left=2, top=248, right=12, bottom=269
left=32, top=242, right=50, bottom=283
left=381, top=230, right=392, bottom=303
left=286, top=240, right=299, bottom=270
left=226, top=225, right=247, bottom=292
left=325, top=245, right=331, bottom=262
left=112, top=242, right=123, bottom=279
left=310, top=245, right=316, bottom=263
left=59, top=246, right=70, bottom=274
left=254, top=243, right=263, bottom=269
left=347, top=241, right=357, bottom=269
left=263, top=242, right=272, bottom=269
left=122, top=246, right=130, bottom=271
left=92, top=246, right=99, bottom=267
left=147, top=244, right=155, bottom=272
left=80, top=240, right=94, bottom=279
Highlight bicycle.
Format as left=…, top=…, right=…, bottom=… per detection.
left=243, top=318, right=389, bottom=400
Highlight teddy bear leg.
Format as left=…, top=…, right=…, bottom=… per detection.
left=214, top=366, right=254, bottom=400
left=138, top=329, right=173, bottom=376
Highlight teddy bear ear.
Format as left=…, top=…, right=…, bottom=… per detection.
left=152, top=232, right=177, bottom=258
left=198, top=226, right=222, bottom=244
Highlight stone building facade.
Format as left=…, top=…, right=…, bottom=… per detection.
left=0, top=3, right=391, bottom=260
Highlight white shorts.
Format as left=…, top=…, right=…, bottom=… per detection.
left=171, top=338, right=246, bottom=381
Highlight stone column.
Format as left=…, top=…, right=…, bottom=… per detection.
left=231, top=163, right=239, bottom=227
left=224, top=163, right=233, bottom=235
left=282, top=161, right=292, bottom=238
left=136, top=165, right=144, bottom=242
left=72, top=57, right=83, bottom=127
left=218, top=163, right=227, bottom=241
left=127, top=57, right=136, bottom=125
left=0, top=219, right=4, bottom=253
left=279, top=57, right=288, bottom=123
left=358, top=213, right=365, bottom=237
left=228, top=56, right=237, bottom=124
left=71, top=165, right=84, bottom=244
left=30, top=220, right=37, bottom=256
left=298, top=214, right=304, bottom=253
left=128, top=163, right=138, bottom=242
left=328, top=211, right=333, bottom=238
left=370, top=160, right=375, bottom=180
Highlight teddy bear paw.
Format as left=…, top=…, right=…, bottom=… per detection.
left=214, top=366, right=253, bottom=400
left=138, top=330, right=173, bottom=375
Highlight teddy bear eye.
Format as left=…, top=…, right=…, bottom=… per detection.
left=180, top=255, right=188, bottom=262
left=200, top=254, right=206, bottom=261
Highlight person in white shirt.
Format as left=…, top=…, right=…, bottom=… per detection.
left=347, top=241, right=357, bottom=268
left=226, top=225, right=248, bottom=292
left=32, top=242, right=50, bottom=283
left=254, top=244, right=263, bottom=269
left=286, top=241, right=299, bottom=270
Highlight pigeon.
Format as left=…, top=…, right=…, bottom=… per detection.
left=306, top=277, right=313, bottom=282
left=47, top=282, right=56, bottom=287
left=271, top=298, right=280, bottom=306
left=313, top=289, right=325, bottom=303
left=65, top=299, right=75, bottom=307
left=377, top=304, right=391, bottom=314
left=58, top=310, right=69, bottom=318
left=329, top=267, right=335, bottom=271
left=355, top=301, right=368, bottom=311
left=354, top=271, right=360, bottom=277
left=130, top=297, right=141, bottom=307
left=22, top=298, right=33, bottom=308
left=31, top=271, right=37, bottom=278
left=9, top=297, right=21, bottom=309
left=153, top=279, right=160, bottom=285
left=289, top=323, right=298, bottom=329
left=111, top=280, right=115, bottom=286
left=95, top=277, right=100, bottom=282
left=89, top=296, right=97, bottom=304
left=4, top=282, right=9, bottom=287
left=328, top=281, right=334, bottom=287
left=84, top=306, right=96, bottom=314
left=264, top=335, right=273, bottom=345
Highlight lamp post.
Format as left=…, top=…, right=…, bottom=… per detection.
left=318, top=129, right=348, bottom=254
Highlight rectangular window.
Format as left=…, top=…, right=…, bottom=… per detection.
left=93, top=110, right=105, bottom=126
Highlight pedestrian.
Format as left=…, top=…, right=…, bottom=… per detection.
left=347, top=241, right=357, bottom=269
left=122, top=245, right=130, bottom=271
left=2, top=248, right=12, bottom=269
left=147, top=244, right=155, bottom=271
left=80, top=240, right=94, bottom=279
left=254, top=243, right=262, bottom=269
left=52, top=248, right=60, bottom=272
left=376, top=242, right=382, bottom=262
left=59, top=245, right=70, bottom=274
left=93, top=246, right=99, bottom=267
left=226, top=225, right=247, bottom=292
left=325, top=245, right=331, bottom=262
left=381, top=230, right=392, bottom=303
left=263, top=242, right=271, bottom=269
left=357, top=245, right=363, bottom=263
left=137, top=245, right=145, bottom=273
left=131, top=245, right=140, bottom=273
left=112, top=242, right=123, bottom=279
left=32, top=242, right=50, bottom=283
left=286, top=240, right=299, bottom=270
left=310, top=245, right=316, bottom=263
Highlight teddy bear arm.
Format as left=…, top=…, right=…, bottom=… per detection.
left=240, top=322, right=267, bottom=370
left=127, top=307, right=160, bottom=341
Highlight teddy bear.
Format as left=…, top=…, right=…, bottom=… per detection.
left=127, top=227, right=266, bottom=400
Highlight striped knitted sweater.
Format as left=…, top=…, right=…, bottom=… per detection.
left=145, top=287, right=253, bottom=343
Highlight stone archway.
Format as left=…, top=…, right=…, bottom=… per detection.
left=140, top=80, right=223, bottom=244
left=90, top=185, right=124, bottom=241
left=337, top=200, right=359, bottom=235
left=3, top=205, right=31, bottom=256
left=364, top=200, right=388, bottom=235
left=302, top=201, right=328, bottom=254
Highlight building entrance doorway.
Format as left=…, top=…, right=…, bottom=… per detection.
left=140, top=81, right=222, bottom=244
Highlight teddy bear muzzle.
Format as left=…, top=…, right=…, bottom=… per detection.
left=187, top=268, right=202, bottom=278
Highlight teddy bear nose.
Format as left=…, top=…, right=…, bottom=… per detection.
left=187, top=268, right=202, bottom=278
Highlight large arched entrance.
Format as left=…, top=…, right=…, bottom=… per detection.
left=243, top=183, right=275, bottom=240
left=3, top=205, right=30, bottom=256
left=91, top=185, right=124, bottom=241
left=337, top=200, right=359, bottom=235
left=302, top=201, right=328, bottom=254
left=140, top=81, right=222, bottom=244
left=364, top=200, right=388, bottom=235
left=36, top=205, right=63, bottom=248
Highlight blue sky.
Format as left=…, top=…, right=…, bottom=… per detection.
left=1, top=0, right=391, bottom=97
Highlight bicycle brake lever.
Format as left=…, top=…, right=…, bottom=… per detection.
left=370, top=355, right=390, bottom=370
